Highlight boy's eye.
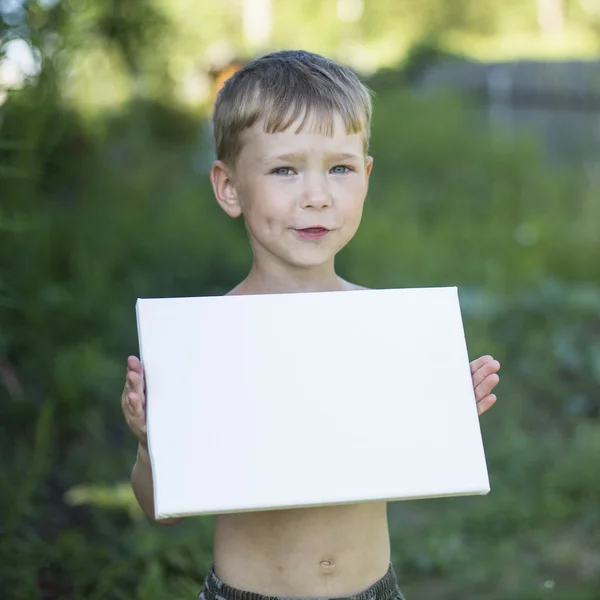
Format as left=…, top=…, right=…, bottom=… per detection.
left=331, top=165, right=351, bottom=174
left=273, top=167, right=295, bottom=176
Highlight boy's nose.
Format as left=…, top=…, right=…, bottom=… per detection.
left=300, top=182, right=332, bottom=209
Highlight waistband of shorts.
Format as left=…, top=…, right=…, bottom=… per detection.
left=200, top=563, right=399, bottom=600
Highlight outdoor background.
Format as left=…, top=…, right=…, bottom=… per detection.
left=1, top=1, right=600, bottom=599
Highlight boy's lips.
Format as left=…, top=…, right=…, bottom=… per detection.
left=293, top=226, right=331, bottom=241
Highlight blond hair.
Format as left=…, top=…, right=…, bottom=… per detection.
left=213, top=50, right=373, bottom=169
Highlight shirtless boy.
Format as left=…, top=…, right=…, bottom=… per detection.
left=121, top=50, right=501, bottom=600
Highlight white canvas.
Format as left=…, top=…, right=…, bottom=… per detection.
left=135, top=287, right=490, bottom=519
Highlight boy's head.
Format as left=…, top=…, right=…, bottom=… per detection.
left=212, top=50, right=373, bottom=171
left=210, top=50, right=374, bottom=272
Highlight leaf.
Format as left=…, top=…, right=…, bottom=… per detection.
left=0, top=165, right=31, bottom=179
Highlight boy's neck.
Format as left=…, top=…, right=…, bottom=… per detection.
left=229, top=261, right=358, bottom=296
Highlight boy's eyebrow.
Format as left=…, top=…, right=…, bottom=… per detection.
left=327, top=152, right=362, bottom=162
left=265, top=151, right=362, bottom=163
left=264, top=152, right=304, bottom=164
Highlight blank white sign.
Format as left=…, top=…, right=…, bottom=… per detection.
left=136, top=287, right=490, bottom=519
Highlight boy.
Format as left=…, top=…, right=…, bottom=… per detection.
left=121, top=50, right=501, bottom=600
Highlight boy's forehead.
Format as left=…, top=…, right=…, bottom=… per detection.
left=243, top=113, right=365, bottom=160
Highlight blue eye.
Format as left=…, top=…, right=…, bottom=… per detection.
left=273, top=167, right=294, bottom=176
left=331, top=165, right=351, bottom=174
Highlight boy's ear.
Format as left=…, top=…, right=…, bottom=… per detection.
left=210, top=160, right=242, bottom=218
left=365, top=156, right=374, bottom=179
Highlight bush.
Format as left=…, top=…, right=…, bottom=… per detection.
left=2, top=66, right=599, bottom=599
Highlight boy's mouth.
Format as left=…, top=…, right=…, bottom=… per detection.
left=293, top=227, right=330, bottom=241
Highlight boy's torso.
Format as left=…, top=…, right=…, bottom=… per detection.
left=213, top=281, right=388, bottom=596
left=212, top=501, right=391, bottom=596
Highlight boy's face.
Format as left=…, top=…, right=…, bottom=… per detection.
left=212, top=112, right=373, bottom=271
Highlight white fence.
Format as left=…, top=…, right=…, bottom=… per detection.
left=414, top=59, right=600, bottom=169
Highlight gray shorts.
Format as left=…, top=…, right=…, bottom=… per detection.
left=198, top=563, right=406, bottom=600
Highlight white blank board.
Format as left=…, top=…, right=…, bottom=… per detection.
left=136, top=287, right=490, bottom=519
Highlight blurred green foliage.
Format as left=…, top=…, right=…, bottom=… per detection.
left=2, top=1, right=600, bottom=599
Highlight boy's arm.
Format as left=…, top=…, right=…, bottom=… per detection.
left=123, top=356, right=183, bottom=525
left=132, top=441, right=183, bottom=525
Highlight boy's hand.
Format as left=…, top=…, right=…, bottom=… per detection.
left=470, top=355, right=500, bottom=416
left=121, top=355, right=147, bottom=446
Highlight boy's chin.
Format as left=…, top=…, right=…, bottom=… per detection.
left=253, top=237, right=354, bottom=270
left=282, top=249, right=342, bottom=270
left=288, top=257, right=335, bottom=269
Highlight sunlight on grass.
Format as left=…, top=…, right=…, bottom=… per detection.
left=65, top=482, right=144, bottom=519
left=446, top=30, right=600, bottom=61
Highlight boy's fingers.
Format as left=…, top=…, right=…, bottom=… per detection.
left=121, top=365, right=147, bottom=444
left=127, top=371, right=144, bottom=395
left=128, top=394, right=146, bottom=429
left=470, top=355, right=494, bottom=374
left=126, top=393, right=138, bottom=416
left=121, top=378, right=132, bottom=402
left=475, top=373, right=500, bottom=401
left=472, top=360, right=501, bottom=388
left=126, top=357, right=146, bottom=393
left=477, top=394, right=497, bottom=416
left=127, top=356, right=143, bottom=374
left=128, top=392, right=145, bottom=417
left=126, top=371, right=140, bottom=391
